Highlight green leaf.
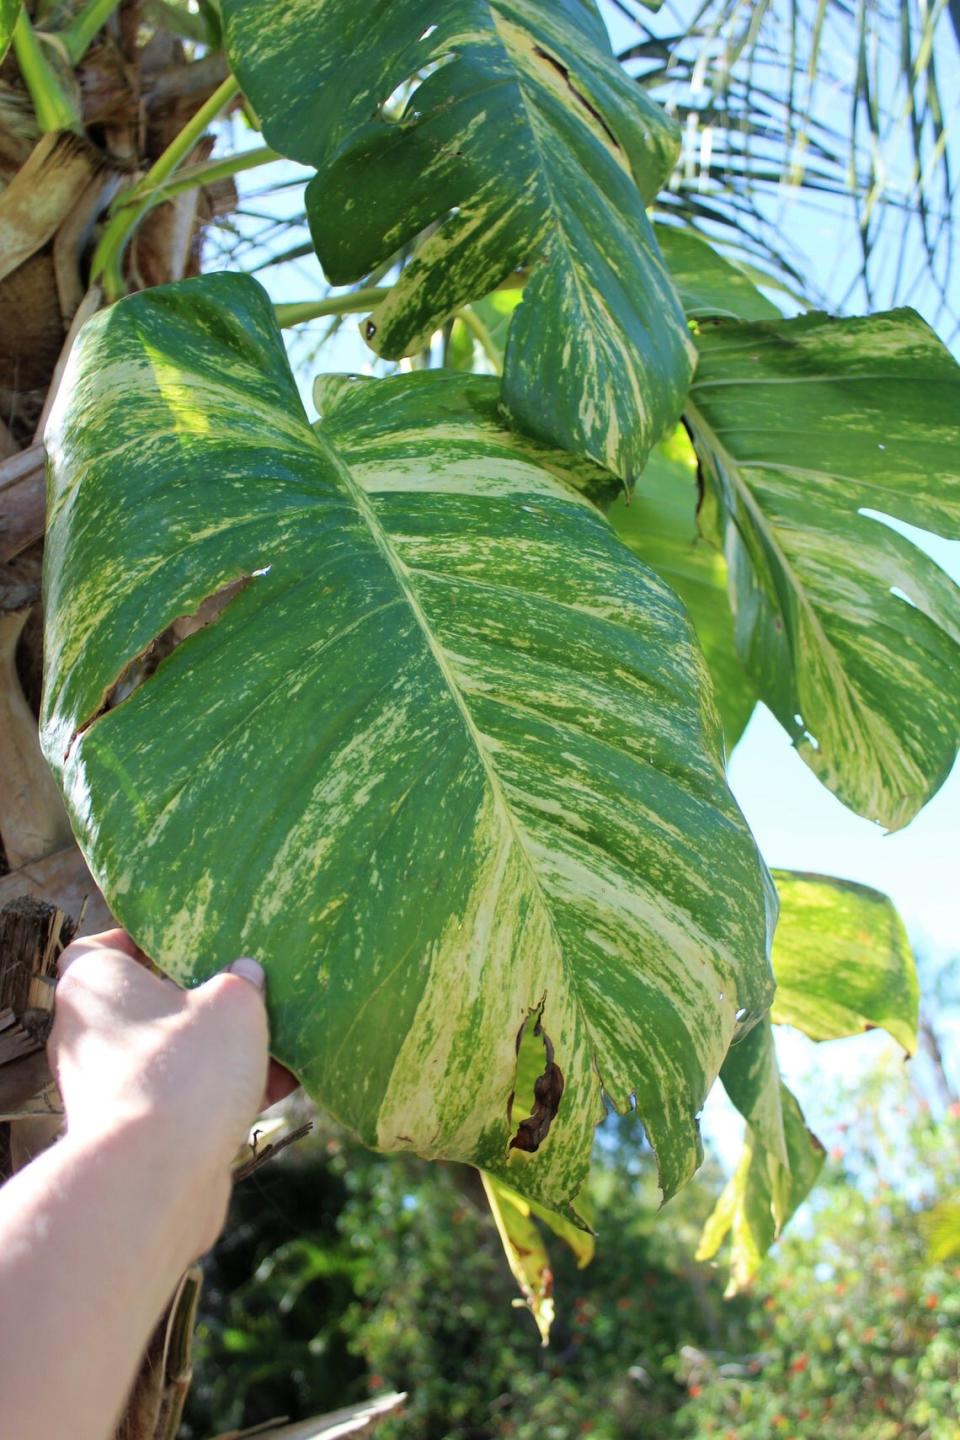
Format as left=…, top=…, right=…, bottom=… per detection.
left=41, top=273, right=774, bottom=1213
left=609, top=430, right=756, bottom=753
left=222, top=0, right=694, bottom=481
left=481, top=1170, right=593, bottom=1343
left=686, top=309, right=960, bottom=830
left=0, top=0, right=20, bottom=62
left=701, top=865, right=919, bottom=1289
left=697, top=1082, right=825, bottom=1294
left=719, top=1019, right=788, bottom=1168
left=920, top=1199, right=960, bottom=1264
left=700, top=1020, right=824, bottom=1292
left=770, top=871, right=919, bottom=1054
left=654, top=226, right=782, bottom=323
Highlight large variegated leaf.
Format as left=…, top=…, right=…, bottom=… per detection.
left=719, top=1019, right=788, bottom=1168
left=685, top=309, right=960, bottom=829
left=771, top=870, right=919, bottom=1054
left=700, top=865, right=918, bottom=1288
left=609, top=430, right=756, bottom=753
left=697, top=1075, right=825, bottom=1294
left=222, top=0, right=693, bottom=481
left=42, top=273, right=774, bottom=1213
left=701, top=1019, right=824, bottom=1292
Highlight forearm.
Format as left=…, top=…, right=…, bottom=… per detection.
left=0, top=1117, right=224, bottom=1440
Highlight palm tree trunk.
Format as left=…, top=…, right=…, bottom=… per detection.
left=1, top=6, right=241, bottom=1432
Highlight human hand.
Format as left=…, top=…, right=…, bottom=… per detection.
left=49, top=929, right=298, bottom=1255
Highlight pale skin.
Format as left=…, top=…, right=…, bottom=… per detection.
left=0, top=928, right=297, bottom=1440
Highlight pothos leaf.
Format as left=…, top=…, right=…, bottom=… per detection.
left=686, top=308, right=960, bottom=830
left=654, top=226, right=782, bottom=323
left=609, top=430, right=756, bottom=754
left=482, top=1170, right=556, bottom=1343
left=42, top=273, right=774, bottom=1215
left=701, top=864, right=917, bottom=1291
left=770, top=870, right=919, bottom=1054
left=481, top=1170, right=594, bottom=1344
left=697, top=1080, right=825, bottom=1294
left=702, top=1016, right=824, bottom=1293
left=718, top=1019, right=788, bottom=1168
left=222, top=0, right=693, bottom=481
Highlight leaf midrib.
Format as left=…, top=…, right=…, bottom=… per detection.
left=316, top=425, right=577, bottom=1019
left=684, top=394, right=888, bottom=753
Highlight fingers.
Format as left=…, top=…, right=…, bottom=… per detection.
left=194, top=961, right=299, bottom=1107
left=58, top=928, right=147, bottom=975
left=55, top=933, right=300, bottom=1108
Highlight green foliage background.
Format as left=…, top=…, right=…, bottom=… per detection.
left=183, top=1055, right=960, bottom=1439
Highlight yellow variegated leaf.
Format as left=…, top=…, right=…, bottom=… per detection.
left=42, top=273, right=774, bottom=1217
left=222, top=0, right=693, bottom=480
left=482, top=1169, right=594, bottom=1343
left=698, top=1077, right=824, bottom=1294
left=686, top=309, right=960, bottom=829
left=771, top=870, right=919, bottom=1054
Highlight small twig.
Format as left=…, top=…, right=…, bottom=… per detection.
left=233, top=1121, right=313, bottom=1183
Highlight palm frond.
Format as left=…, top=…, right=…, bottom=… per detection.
left=619, top=0, right=958, bottom=331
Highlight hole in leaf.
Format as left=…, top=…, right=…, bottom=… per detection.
left=379, top=53, right=457, bottom=124
left=66, top=572, right=254, bottom=757
left=509, top=1007, right=564, bottom=1154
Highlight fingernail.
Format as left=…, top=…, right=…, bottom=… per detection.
left=227, top=957, right=266, bottom=992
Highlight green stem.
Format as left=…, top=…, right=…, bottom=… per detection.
left=91, top=74, right=240, bottom=300
left=458, top=304, right=502, bottom=373
left=11, top=10, right=82, bottom=133
left=61, top=0, right=122, bottom=64
left=111, top=145, right=281, bottom=211
left=274, top=287, right=392, bottom=328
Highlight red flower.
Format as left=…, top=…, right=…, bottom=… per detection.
left=789, top=1354, right=809, bottom=1374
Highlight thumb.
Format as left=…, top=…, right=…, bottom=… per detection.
left=222, top=956, right=266, bottom=993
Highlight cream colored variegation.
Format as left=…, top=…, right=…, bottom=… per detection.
left=687, top=309, right=960, bottom=830
left=222, top=0, right=693, bottom=481
left=770, top=870, right=918, bottom=1053
left=41, top=273, right=774, bottom=1216
left=702, top=1017, right=824, bottom=1293
left=701, top=867, right=919, bottom=1288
